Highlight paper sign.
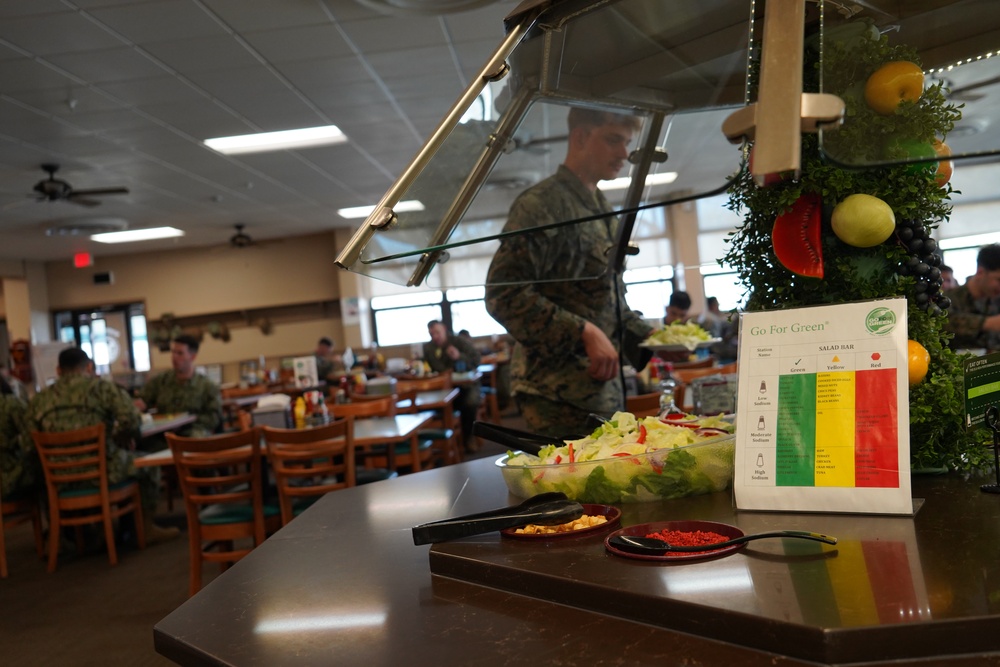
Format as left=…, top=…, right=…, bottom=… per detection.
left=734, top=299, right=912, bottom=515
left=963, top=352, right=1000, bottom=431
left=292, top=356, right=318, bottom=389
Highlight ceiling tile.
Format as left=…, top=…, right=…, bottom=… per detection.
left=340, top=15, right=446, bottom=53
left=241, top=25, right=354, bottom=63
left=202, top=0, right=334, bottom=32
left=88, top=0, right=226, bottom=44
left=0, top=14, right=123, bottom=56
left=47, top=47, right=169, bottom=84
left=142, top=35, right=264, bottom=73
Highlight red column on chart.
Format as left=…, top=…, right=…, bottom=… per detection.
left=853, top=368, right=898, bottom=487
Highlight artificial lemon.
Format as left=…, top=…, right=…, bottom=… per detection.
left=831, top=194, right=896, bottom=247
left=908, top=339, right=930, bottom=386
left=865, top=61, right=924, bottom=115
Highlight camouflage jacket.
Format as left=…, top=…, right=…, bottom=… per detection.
left=139, top=371, right=222, bottom=437
left=423, top=336, right=481, bottom=373
left=943, top=283, right=1000, bottom=352
left=485, top=165, right=652, bottom=415
left=0, top=393, right=36, bottom=497
left=27, top=374, right=141, bottom=485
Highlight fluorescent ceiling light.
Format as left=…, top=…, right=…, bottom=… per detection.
left=91, top=227, right=185, bottom=244
left=337, top=200, right=425, bottom=219
left=204, top=125, right=346, bottom=155
left=938, top=231, right=1000, bottom=250
left=598, top=172, right=678, bottom=191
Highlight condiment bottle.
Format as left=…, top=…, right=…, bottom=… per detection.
left=294, top=397, right=307, bottom=429
left=657, top=362, right=678, bottom=415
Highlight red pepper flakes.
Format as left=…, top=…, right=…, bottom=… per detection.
left=645, top=529, right=729, bottom=549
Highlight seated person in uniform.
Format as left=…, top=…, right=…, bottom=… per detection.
left=136, top=334, right=223, bottom=442
left=423, top=320, right=481, bottom=450
left=28, top=347, right=178, bottom=543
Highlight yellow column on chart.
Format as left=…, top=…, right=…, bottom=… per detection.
left=815, top=371, right=855, bottom=486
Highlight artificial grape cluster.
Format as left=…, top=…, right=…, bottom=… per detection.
left=895, top=219, right=952, bottom=315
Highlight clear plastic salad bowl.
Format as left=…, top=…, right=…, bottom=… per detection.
left=496, top=413, right=736, bottom=504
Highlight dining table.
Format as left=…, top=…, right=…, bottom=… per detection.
left=153, top=459, right=1000, bottom=666
left=139, top=413, right=196, bottom=439
left=397, top=387, right=461, bottom=464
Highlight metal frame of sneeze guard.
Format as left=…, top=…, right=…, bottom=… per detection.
left=334, top=6, right=538, bottom=274
left=721, top=0, right=845, bottom=184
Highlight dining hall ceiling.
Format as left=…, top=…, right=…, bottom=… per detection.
left=0, top=0, right=521, bottom=262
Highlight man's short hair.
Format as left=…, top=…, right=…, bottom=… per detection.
left=567, top=107, right=642, bottom=133
left=427, top=319, right=444, bottom=329
left=940, top=264, right=953, bottom=273
left=706, top=296, right=719, bottom=309
left=668, top=291, right=692, bottom=310
left=318, top=337, right=333, bottom=348
left=58, top=347, right=91, bottom=371
left=977, top=244, right=1000, bottom=271
left=173, top=334, right=200, bottom=353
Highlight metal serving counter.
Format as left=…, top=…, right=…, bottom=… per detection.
left=155, top=457, right=1000, bottom=666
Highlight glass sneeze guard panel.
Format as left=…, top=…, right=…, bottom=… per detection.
left=347, top=0, right=753, bottom=288
left=818, top=0, right=1000, bottom=169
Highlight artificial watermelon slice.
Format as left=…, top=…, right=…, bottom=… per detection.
left=772, top=192, right=824, bottom=279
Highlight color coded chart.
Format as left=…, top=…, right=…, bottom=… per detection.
left=735, top=300, right=913, bottom=515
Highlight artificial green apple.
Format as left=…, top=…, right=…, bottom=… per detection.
left=831, top=194, right=896, bottom=247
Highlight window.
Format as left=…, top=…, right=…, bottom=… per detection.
left=623, top=265, right=675, bottom=319
left=52, top=303, right=150, bottom=376
left=447, top=287, right=505, bottom=337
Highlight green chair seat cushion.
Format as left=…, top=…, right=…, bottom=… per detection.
left=58, top=478, right=136, bottom=499
left=199, top=501, right=281, bottom=525
left=417, top=428, right=454, bottom=440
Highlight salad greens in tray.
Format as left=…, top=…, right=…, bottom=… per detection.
left=498, top=412, right=736, bottom=504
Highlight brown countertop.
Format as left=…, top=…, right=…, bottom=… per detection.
left=154, top=458, right=1000, bottom=666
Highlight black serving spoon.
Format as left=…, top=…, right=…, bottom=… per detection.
left=609, top=530, right=838, bottom=555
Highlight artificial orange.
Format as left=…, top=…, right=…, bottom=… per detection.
left=907, top=339, right=930, bottom=386
left=864, top=61, right=924, bottom=115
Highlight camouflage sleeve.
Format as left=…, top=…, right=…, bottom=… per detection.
left=453, top=336, right=481, bottom=368
left=138, top=372, right=163, bottom=408
left=485, top=196, right=588, bottom=353
left=196, top=379, right=223, bottom=435
left=621, top=303, right=654, bottom=370
left=108, top=380, right=142, bottom=442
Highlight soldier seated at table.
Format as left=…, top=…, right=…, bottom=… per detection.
left=28, top=347, right=178, bottom=544
left=135, top=334, right=223, bottom=445
left=423, top=320, right=481, bottom=451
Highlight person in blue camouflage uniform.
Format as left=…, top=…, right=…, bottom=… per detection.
left=137, top=334, right=222, bottom=441
left=27, top=347, right=178, bottom=543
left=485, top=108, right=653, bottom=438
left=943, top=244, right=1000, bottom=353
left=0, top=375, right=36, bottom=499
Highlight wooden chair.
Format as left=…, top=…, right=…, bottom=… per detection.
left=31, top=424, right=145, bottom=573
left=261, top=419, right=356, bottom=526
left=671, top=356, right=717, bottom=370
left=326, top=397, right=399, bottom=484
left=0, top=489, right=45, bottom=578
left=166, top=428, right=280, bottom=597
left=397, top=388, right=462, bottom=467
left=396, top=374, right=452, bottom=394
left=221, top=385, right=269, bottom=399
left=626, top=392, right=662, bottom=418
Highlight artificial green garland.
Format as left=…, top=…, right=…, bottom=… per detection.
left=724, top=28, right=990, bottom=470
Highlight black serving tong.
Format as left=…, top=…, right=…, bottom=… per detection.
left=472, top=421, right=580, bottom=455
left=411, top=492, right=584, bottom=545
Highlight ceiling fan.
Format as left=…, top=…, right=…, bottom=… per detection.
left=32, top=163, right=129, bottom=207
left=218, top=224, right=283, bottom=251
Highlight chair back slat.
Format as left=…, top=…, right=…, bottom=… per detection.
left=261, top=418, right=355, bottom=525
left=31, top=423, right=144, bottom=572
left=166, top=427, right=272, bottom=596
left=327, top=396, right=395, bottom=419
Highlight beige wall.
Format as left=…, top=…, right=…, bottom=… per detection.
left=45, top=231, right=353, bottom=383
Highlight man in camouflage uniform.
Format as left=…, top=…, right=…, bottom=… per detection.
left=424, top=320, right=482, bottom=449
left=944, top=243, right=1000, bottom=353
left=485, top=108, right=653, bottom=438
left=0, top=375, right=35, bottom=499
left=137, top=334, right=222, bottom=441
left=27, top=347, right=178, bottom=543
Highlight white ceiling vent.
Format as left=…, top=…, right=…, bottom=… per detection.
left=46, top=218, right=128, bottom=237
